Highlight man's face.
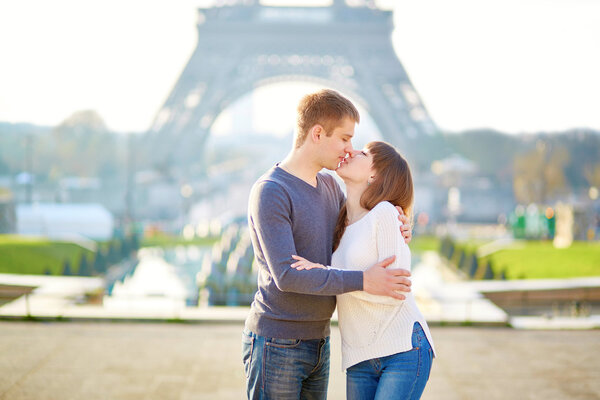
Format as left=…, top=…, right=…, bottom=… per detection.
left=318, top=117, right=356, bottom=170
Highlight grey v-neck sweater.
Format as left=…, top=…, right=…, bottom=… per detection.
left=245, top=165, right=364, bottom=339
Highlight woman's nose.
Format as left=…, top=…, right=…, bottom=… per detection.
left=348, top=149, right=362, bottom=158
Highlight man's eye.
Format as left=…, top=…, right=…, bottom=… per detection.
left=361, top=151, right=367, bottom=156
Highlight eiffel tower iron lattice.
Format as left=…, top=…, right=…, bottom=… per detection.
left=145, top=0, right=437, bottom=174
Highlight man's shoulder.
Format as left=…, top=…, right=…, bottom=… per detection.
left=252, top=168, right=288, bottom=194
left=249, top=168, right=294, bottom=210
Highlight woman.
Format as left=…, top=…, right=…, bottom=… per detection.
left=291, top=141, right=435, bottom=400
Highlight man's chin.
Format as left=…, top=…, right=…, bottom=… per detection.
left=323, top=162, right=340, bottom=171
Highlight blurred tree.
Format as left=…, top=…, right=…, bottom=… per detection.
left=483, top=262, right=495, bottom=280
left=444, top=129, right=519, bottom=182
left=513, top=139, right=569, bottom=204
left=120, top=237, right=130, bottom=258
left=79, top=253, right=91, bottom=276
left=0, top=123, right=50, bottom=177
left=93, top=251, right=107, bottom=274
left=498, top=268, right=507, bottom=280
left=410, top=134, right=453, bottom=173
left=107, top=241, right=119, bottom=264
left=454, top=248, right=466, bottom=271
left=0, top=188, right=15, bottom=233
left=0, top=157, right=10, bottom=174
left=560, top=130, right=600, bottom=188
left=63, top=260, right=72, bottom=276
left=130, top=234, right=140, bottom=251
left=584, top=163, right=600, bottom=188
left=37, top=110, right=118, bottom=180
left=468, top=254, right=479, bottom=278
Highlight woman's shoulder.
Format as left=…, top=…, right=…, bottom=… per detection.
left=371, top=201, right=399, bottom=217
left=366, top=202, right=401, bottom=230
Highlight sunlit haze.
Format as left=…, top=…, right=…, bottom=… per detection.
left=0, top=0, right=598, bottom=134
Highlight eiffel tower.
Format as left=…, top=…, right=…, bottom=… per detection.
left=145, top=0, right=437, bottom=174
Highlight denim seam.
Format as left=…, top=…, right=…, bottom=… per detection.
left=404, top=369, right=419, bottom=399
left=309, top=339, right=325, bottom=375
left=416, top=331, right=422, bottom=377
left=404, top=338, right=421, bottom=399
left=261, top=341, right=266, bottom=393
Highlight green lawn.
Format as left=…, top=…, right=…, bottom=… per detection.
left=409, top=235, right=440, bottom=254
left=0, top=235, right=93, bottom=275
left=481, top=241, right=600, bottom=279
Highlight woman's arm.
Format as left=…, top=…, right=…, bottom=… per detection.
left=291, top=202, right=411, bottom=304
left=346, top=202, right=410, bottom=305
left=290, top=255, right=328, bottom=270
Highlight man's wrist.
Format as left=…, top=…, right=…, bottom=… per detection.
left=342, top=270, right=363, bottom=292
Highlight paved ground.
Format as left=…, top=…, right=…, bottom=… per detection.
left=1, top=321, right=599, bottom=400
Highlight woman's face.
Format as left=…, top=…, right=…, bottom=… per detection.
left=336, top=148, right=375, bottom=185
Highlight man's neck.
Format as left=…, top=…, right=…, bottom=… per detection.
left=279, top=148, right=322, bottom=188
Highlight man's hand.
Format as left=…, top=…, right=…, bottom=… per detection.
left=395, top=206, right=412, bottom=244
left=363, top=256, right=411, bottom=300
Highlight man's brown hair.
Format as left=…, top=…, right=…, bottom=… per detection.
left=295, top=89, right=360, bottom=148
left=333, top=141, right=414, bottom=251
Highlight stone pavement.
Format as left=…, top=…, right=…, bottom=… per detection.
left=1, top=321, right=599, bottom=400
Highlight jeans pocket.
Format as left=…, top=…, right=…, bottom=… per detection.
left=267, top=337, right=301, bottom=348
left=242, top=331, right=254, bottom=379
left=411, top=322, right=425, bottom=349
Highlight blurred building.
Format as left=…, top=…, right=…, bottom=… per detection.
left=429, top=154, right=515, bottom=224
left=16, top=203, right=114, bottom=240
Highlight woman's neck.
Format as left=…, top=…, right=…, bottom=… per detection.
left=345, top=183, right=369, bottom=224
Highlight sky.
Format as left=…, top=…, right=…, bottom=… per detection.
left=0, top=0, right=599, bottom=135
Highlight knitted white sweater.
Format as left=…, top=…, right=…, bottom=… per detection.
left=332, top=201, right=436, bottom=371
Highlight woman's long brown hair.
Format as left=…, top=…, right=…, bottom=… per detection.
left=333, top=141, right=414, bottom=251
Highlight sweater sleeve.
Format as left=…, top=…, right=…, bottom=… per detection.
left=250, top=180, right=363, bottom=295
left=344, top=202, right=408, bottom=305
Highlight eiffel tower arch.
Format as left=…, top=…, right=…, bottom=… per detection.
left=145, top=0, right=437, bottom=174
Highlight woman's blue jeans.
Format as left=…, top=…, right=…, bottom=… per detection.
left=346, top=322, right=433, bottom=400
left=242, top=329, right=330, bottom=400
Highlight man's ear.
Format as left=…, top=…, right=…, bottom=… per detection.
left=310, top=124, right=323, bottom=143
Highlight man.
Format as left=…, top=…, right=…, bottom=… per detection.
left=243, top=89, right=412, bottom=399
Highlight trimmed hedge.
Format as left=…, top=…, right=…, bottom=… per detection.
left=439, top=236, right=600, bottom=280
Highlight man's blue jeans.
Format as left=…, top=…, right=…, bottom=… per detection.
left=346, top=322, right=433, bottom=400
left=242, top=330, right=330, bottom=400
